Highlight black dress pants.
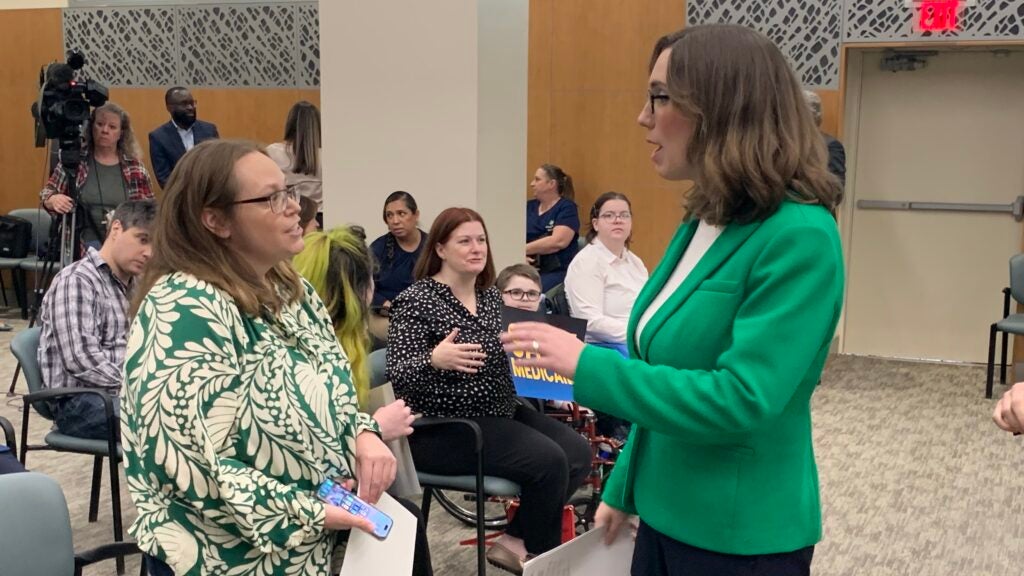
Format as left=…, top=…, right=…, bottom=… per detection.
left=408, top=403, right=591, bottom=555
left=632, top=521, right=815, bottom=576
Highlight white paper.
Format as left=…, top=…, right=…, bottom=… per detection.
left=523, top=526, right=635, bottom=576
left=339, top=492, right=417, bottom=576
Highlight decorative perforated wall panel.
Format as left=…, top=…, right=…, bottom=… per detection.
left=296, top=3, right=320, bottom=87
left=686, top=0, right=844, bottom=89
left=63, top=7, right=178, bottom=87
left=62, top=2, right=320, bottom=88
left=844, top=0, right=1024, bottom=42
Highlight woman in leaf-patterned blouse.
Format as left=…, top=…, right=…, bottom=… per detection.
left=122, top=139, right=396, bottom=576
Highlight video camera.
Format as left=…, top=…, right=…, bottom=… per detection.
left=31, top=49, right=109, bottom=166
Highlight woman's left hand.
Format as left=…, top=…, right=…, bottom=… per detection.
left=500, top=322, right=585, bottom=380
left=354, top=431, right=397, bottom=504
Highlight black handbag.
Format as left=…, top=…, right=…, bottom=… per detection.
left=0, top=215, right=31, bottom=258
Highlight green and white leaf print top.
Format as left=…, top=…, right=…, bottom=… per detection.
left=121, top=272, right=378, bottom=575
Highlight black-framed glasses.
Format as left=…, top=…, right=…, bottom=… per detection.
left=231, top=186, right=300, bottom=214
left=503, top=288, right=542, bottom=302
left=649, top=92, right=670, bottom=112
left=598, top=211, right=632, bottom=222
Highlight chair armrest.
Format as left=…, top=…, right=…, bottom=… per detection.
left=23, top=387, right=119, bottom=458
left=0, top=415, right=15, bottom=451
left=1004, top=287, right=1013, bottom=319
left=23, top=387, right=116, bottom=421
left=411, top=417, right=483, bottom=453
left=74, top=540, right=142, bottom=568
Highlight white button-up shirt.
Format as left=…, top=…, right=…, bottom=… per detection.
left=175, top=122, right=195, bottom=152
left=565, top=238, right=648, bottom=343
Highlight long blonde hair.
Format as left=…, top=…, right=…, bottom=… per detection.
left=293, top=226, right=374, bottom=407
left=85, top=102, right=142, bottom=160
left=130, top=139, right=304, bottom=318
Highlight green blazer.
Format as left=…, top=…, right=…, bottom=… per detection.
left=574, top=201, right=844, bottom=556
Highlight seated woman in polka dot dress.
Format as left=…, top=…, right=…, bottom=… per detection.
left=386, top=207, right=591, bottom=574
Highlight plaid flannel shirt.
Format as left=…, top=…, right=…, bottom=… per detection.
left=40, top=153, right=154, bottom=208
left=38, top=248, right=133, bottom=392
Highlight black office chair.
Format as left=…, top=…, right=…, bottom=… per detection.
left=987, top=254, right=1024, bottom=398
left=544, top=283, right=571, bottom=317
left=369, top=348, right=521, bottom=576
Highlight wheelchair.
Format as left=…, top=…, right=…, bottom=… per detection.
left=432, top=400, right=623, bottom=536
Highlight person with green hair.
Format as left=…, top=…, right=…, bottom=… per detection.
left=293, top=225, right=434, bottom=576
left=294, top=225, right=414, bottom=439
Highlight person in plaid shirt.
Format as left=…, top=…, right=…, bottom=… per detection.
left=37, top=199, right=156, bottom=440
left=40, top=102, right=154, bottom=248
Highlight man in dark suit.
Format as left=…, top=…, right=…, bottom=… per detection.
left=148, top=87, right=219, bottom=188
left=803, top=89, right=846, bottom=187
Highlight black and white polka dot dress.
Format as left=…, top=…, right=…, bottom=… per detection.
left=386, top=278, right=518, bottom=418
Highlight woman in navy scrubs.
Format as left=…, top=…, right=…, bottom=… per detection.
left=525, top=164, right=580, bottom=290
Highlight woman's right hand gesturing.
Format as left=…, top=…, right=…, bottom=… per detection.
left=430, top=328, right=486, bottom=373
left=45, top=193, right=74, bottom=214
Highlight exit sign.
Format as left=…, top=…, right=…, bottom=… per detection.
left=906, top=0, right=976, bottom=32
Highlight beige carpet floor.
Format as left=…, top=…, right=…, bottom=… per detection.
left=2, top=307, right=1022, bottom=575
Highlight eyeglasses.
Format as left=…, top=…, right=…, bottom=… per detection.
left=503, top=288, right=542, bottom=302
left=231, top=186, right=300, bottom=214
left=598, top=211, right=632, bottom=222
left=648, top=91, right=670, bottom=112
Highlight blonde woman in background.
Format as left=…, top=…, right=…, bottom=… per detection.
left=41, top=102, right=154, bottom=247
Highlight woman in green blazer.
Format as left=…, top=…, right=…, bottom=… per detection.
left=503, top=24, right=843, bottom=575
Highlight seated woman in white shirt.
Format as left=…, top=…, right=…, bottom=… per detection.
left=564, top=191, right=648, bottom=344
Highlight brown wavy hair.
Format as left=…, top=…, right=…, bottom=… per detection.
left=130, top=139, right=304, bottom=317
left=651, top=25, right=841, bottom=225
left=414, top=207, right=496, bottom=289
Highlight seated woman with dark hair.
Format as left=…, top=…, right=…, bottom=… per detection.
left=371, top=191, right=425, bottom=309
left=293, top=225, right=433, bottom=576
left=525, top=164, right=580, bottom=291
left=369, top=191, right=425, bottom=342
left=387, top=207, right=591, bottom=574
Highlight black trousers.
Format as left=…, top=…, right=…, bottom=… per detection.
left=632, top=521, right=814, bottom=576
left=409, top=403, right=591, bottom=555
left=145, top=497, right=433, bottom=576
left=0, top=450, right=26, bottom=475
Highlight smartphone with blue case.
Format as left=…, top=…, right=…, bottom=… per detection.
left=316, top=478, right=393, bottom=540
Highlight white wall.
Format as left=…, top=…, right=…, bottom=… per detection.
left=320, top=0, right=528, bottom=271
left=476, top=0, right=529, bottom=271
left=0, top=1, right=68, bottom=8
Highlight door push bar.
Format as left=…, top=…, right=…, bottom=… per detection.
left=856, top=196, right=1024, bottom=222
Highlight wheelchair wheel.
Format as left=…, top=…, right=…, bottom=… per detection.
left=434, top=489, right=511, bottom=529
left=568, top=494, right=597, bottom=535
